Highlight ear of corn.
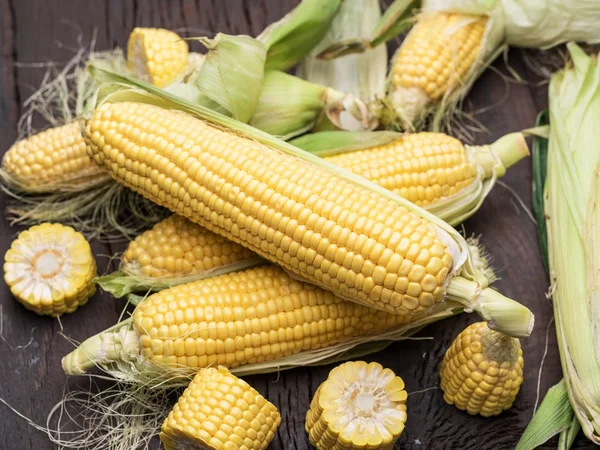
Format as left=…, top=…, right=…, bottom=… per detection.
left=1, top=121, right=108, bottom=192
left=64, top=265, right=437, bottom=376
left=127, top=28, right=189, bottom=88
left=160, top=366, right=281, bottom=450
left=386, top=11, right=490, bottom=128
left=258, top=0, right=343, bottom=71
left=440, top=321, right=523, bottom=417
left=306, top=361, right=407, bottom=450
left=249, top=71, right=377, bottom=140
left=96, top=214, right=263, bottom=297
left=298, top=0, right=388, bottom=102
left=4, top=223, right=97, bottom=316
left=84, top=66, right=534, bottom=338
left=297, top=131, right=528, bottom=225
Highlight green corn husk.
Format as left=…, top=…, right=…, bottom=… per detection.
left=248, top=71, right=377, bottom=140
left=298, top=0, right=388, bottom=102
left=516, top=380, right=580, bottom=450
left=87, top=65, right=534, bottom=338
left=527, top=43, right=600, bottom=445
left=317, top=0, right=421, bottom=59
left=258, top=0, right=342, bottom=71
left=291, top=130, right=530, bottom=226
left=179, top=34, right=266, bottom=123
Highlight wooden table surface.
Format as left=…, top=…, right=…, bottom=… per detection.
left=0, top=1, right=587, bottom=449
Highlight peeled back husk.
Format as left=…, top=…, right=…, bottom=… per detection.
left=298, top=0, right=388, bottom=102
left=542, top=43, right=600, bottom=444
left=249, top=71, right=377, bottom=140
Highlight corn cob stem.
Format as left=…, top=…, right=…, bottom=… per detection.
left=446, top=277, right=533, bottom=338
left=466, top=132, right=529, bottom=179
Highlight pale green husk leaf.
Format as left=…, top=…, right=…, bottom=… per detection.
left=249, top=71, right=377, bottom=140
left=317, top=0, right=420, bottom=59
left=258, top=0, right=342, bottom=71
left=298, top=0, right=388, bottom=101
left=516, top=380, right=579, bottom=450
left=543, top=43, right=600, bottom=444
left=188, top=34, right=266, bottom=123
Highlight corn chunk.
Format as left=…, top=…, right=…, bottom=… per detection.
left=440, top=321, right=524, bottom=416
left=306, top=361, right=408, bottom=450
left=127, top=27, right=189, bottom=88
left=4, top=223, right=96, bottom=316
left=160, top=366, right=280, bottom=450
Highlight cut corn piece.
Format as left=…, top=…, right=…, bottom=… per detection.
left=160, top=366, right=281, bottom=450
left=306, top=361, right=407, bottom=450
left=63, top=265, right=435, bottom=375
left=389, top=12, right=488, bottom=125
left=127, top=27, right=189, bottom=88
left=4, top=223, right=96, bottom=316
left=85, top=101, right=455, bottom=317
left=122, top=214, right=256, bottom=278
left=440, top=321, right=523, bottom=417
left=1, top=122, right=108, bottom=191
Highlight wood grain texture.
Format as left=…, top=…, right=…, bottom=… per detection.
left=0, top=1, right=588, bottom=449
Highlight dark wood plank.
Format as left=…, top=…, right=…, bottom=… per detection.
left=0, top=1, right=590, bottom=449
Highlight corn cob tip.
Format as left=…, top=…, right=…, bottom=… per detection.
left=306, top=361, right=407, bottom=450
left=440, top=322, right=524, bottom=416
left=160, top=366, right=281, bottom=450
left=62, top=320, right=140, bottom=375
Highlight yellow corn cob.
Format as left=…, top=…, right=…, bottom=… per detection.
left=122, top=214, right=255, bottom=278
left=4, top=223, right=97, bottom=316
left=324, top=132, right=478, bottom=206
left=306, top=361, right=407, bottom=450
left=1, top=122, right=107, bottom=191
left=440, top=321, right=523, bottom=417
left=62, top=265, right=428, bottom=375
left=389, top=12, right=488, bottom=123
left=160, top=366, right=281, bottom=450
left=85, top=101, right=456, bottom=317
left=127, top=27, right=189, bottom=88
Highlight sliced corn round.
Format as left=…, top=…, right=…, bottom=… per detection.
left=306, top=361, right=408, bottom=450
left=440, top=321, right=524, bottom=416
left=160, top=366, right=281, bottom=450
left=3, top=223, right=97, bottom=316
left=127, top=27, right=189, bottom=88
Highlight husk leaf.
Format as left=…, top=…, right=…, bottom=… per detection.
left=516, top=380, right=579, bottom=450
left=258, top=0, right=342, bottom=71
left=298, top=0, right=388, bottom=101
left=188, top=34, right=266, bottom=123
left=249, top=70, right=377, bottom=140
left=543, top=43, right=600, bottom=444
left=317, top=0, right=421, bottom=59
